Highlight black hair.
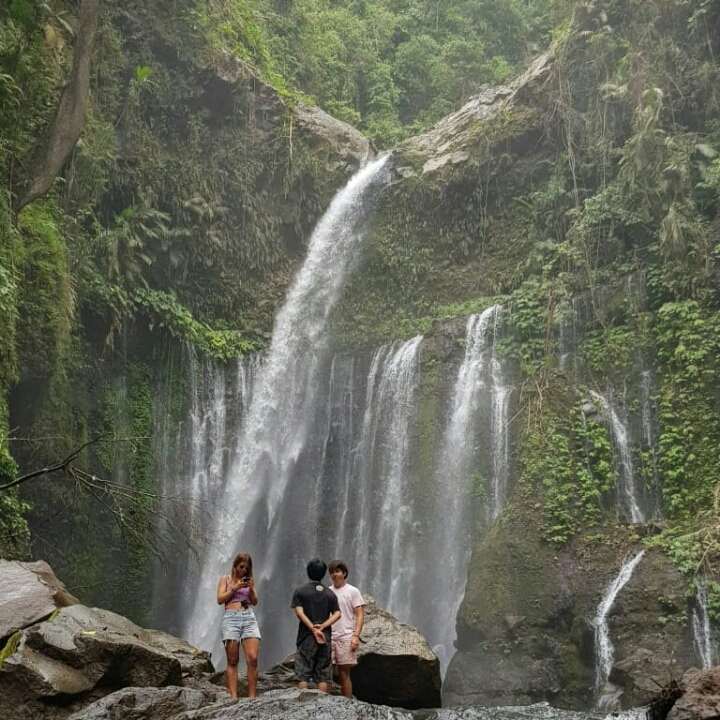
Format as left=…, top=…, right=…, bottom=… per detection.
left=306, top=557, right=327, bottom=582
left=328, top=559, right=348, bottom=579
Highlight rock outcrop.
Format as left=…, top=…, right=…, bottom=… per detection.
left=0, top=559, right=78, bottom=643
left=667, top=668, right=720, bottom=720
left=352, top=597, right=442, bottom=709
left=0, top=603, right=218, bottom=720
left=0, top=562, right=440, bottom=719
left=443, top=519, right=696, bottom=709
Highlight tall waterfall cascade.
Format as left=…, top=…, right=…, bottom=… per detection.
left=183, top=155, right=393, bottom=663
left=430, top=305, right=508, bottom=671
left=152, top=154, right=521, bottom=674
left=152, top=350, right=260, bottom=632
left=593, top=550, right=645, bottom=695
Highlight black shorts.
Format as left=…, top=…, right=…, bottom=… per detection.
left=295, top=634, right=332, bottom=683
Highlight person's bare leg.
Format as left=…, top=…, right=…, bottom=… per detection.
left=337, top=665, right=352, bottom=698
left=242, top=638, right=260, bottom=698
left=318, top=681, right=331, bottom=693
left=225, top=640, right=240, bottom=699
left=297, top=681, right=309, bottom=689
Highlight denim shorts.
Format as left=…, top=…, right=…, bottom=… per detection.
left=221, top=608, right=261, bottom=642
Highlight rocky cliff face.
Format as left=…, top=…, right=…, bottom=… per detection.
left=443, top=515, right=695, bottom=708
left=325, top=0, right=720, bottom=709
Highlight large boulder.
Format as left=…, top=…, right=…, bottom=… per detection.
left=0, top=604, right=213, bottom=720
left=70, top=688, right=414, bottom=720
left=351, top=597, right=442, bottom=709
left=66, top=686, right=230, bottom=720
left=667, top=667, right=720, bottom=720
left=0, top=559, right=78, bottom=643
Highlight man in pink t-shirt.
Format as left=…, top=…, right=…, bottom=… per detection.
left=328, top=559, right=365, bottom=698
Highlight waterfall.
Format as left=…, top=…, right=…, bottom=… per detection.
left=639, top=369, right=659, bottom=496
left=594, top=550, right=645, bottom=693
left=691, top=581, right=718, bottom=670
left=151, top=349, right=260, bottom=634
left=184, top=155, right=391, bottom=665
left=588, top=391, right=644, bottom=524
left=353, top=337, right=424, bottom=613
left=489, top=309, right=510, bottom=521
left=430, top=305, right=505, bottom=671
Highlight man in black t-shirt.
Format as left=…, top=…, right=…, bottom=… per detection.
left=290, top=557, right=341, bottom=693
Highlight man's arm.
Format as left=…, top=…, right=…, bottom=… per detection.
left=353, top=605, right=364, bottom=634
left=316, top=610, right=342, bottom=630
left=295, top=606, right=327, bottom=644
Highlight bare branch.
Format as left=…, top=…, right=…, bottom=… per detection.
left=0, top=436, right=104, bottom=491
left=1, top=436, right=204, bottom=564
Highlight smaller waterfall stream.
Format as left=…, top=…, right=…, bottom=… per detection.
left=588, top=391, right=644, bottom=524
left=357, top=336, right=425, bottom=612
left=691, top=581, right=718, bottom=670
left=594, top=550, right=645, bottom=695
left=489, top=310, right=510, bottom=521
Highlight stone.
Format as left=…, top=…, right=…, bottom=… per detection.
left=0, top=560, right=60, bottom=643
left=0, top=604, right=212, bottom=720
left=175, top=688, right=414, bottom=720
left=667, top=667, right=720, bottom=720
left=67, top=686, right=228, bottom=720
left=350, top=596, right=441, bottom=709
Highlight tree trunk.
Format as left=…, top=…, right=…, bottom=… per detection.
left=12, top=0, right=101, bottom=214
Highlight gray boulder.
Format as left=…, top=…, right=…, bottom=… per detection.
left=0, top=604, right=213, bottom=720
left=67, top=686, right=230, bottom=720
left=181, top=688, right=413, bottom=720
left=0, top=559, right=78, bottom=643
left=351, top=596, right=442, bottom=709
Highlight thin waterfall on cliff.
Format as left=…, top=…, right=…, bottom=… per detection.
left=489, top=309, right=510, bottom=521
left=184, top=155, right=391, bottom=663
left=152, top=349, right=260, bottom=632
left=691, top=581, right=718, bottom=669
left=639, top=368, right=659, bottom=490
left=588, top=390, right=644, bottom=524
left=431, top=305, right=503, bottom=671
left=593, top=550, right=645, bottom=693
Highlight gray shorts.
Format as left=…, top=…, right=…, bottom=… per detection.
left=221, top=609, right=261, bottom=643
left=295, top=634, right=332, bottom=683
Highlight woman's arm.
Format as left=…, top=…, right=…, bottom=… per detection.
left=246, top=577, right=259, bottom=605
left=217, top=575, right=235, bottom=605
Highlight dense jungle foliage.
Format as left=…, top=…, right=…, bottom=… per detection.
left=2, top=0, right=720, bottom=623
